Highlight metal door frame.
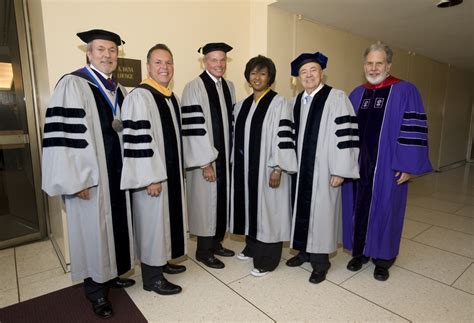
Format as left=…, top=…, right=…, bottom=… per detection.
left=0, top=0, right=47, bottom=249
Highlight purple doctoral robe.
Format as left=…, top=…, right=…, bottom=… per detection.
left=342, top=76, right=432, bottom=260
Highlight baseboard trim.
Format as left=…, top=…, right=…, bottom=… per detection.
left=438, top=160, right=468, bottom=172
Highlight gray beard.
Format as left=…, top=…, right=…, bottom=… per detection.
left=366, top=73, right=389, bottom=85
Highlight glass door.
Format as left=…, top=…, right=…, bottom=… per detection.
left=0, top=0, right=46, bottom=248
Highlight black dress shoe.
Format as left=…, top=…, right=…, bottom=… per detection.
left=373, top=266, right=389, bottom=281
left=346, top=256, right=370, bottom=272
left=309, top=269, right=328, bottom=284
left=163, top=263, right=186, bottom=274
left=286, top=254, right=307, bottom=267
left=92, top=297, right=113, bottom=319
left=196, top=255, right=225, bottom=269
left=143, top=277, right=182, bottom=295
left=109, top=277, right=136, bottom=288
left=213, top=247, right=235, bottom=257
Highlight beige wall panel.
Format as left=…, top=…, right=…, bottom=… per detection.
left=343, top=35, right=371, bottom=94
left=243, top=0, right=280, bottom=99
left=36, top=0, right=474, bottom=172
left=390, top=47, right=410, bottom=80
left=41, top=0, right=252, bottom=105
left=295, top=19, right=347, bottom=92
left=469, top=100, right=474, bottom=161
left=249, top=1, right=273, bottom=58
left=406, top=54, right=439, bottom=167
left=407, top=54, right=432, bottom=115
left=267, top=6, right=294, bottom=98
left=470, top=86, right=474, bottom=161
left=27, top=0, right=50, bottom=127
left=439, top=67, right=473, bottom=167
left=425, top=62, right=448, bottom=170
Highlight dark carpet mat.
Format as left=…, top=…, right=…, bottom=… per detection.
left=0, top=283, right=147, bottom=322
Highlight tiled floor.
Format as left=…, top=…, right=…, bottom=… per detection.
left=1, top=164, right=473, bottom=322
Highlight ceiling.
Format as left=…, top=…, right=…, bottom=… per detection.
left=273, top=0, right=474, bottom=72
left=0, top=1, right=472, bottom=70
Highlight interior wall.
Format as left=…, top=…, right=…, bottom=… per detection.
left=267, top=6, right=473, bottom=170
left=266, top=6, right=294, bottom=98
left=26, top=0, right=50, bottom=125
left=425, top=61, right=449, bottom=169
left=38, top=0, right=258, bottom=119
left=296, top=18, right=350, bottom=93
left=390, top=47, right=410, bottom=81
left=468, top=101, right=474, bottom=162
left=406, top=54, right=445, bottom=170
left=438, top=66, right=473, bottom=167
left=341, top=34, right=371, bottom=96
left=27, top=0, right=67, bottom=261
left=32, top=0, right=263, bottom=263
left=470, top=98, right=474, bottom=161
left=31, top=0, right=474, bottom=170
left=25, top=0, right=473, bottom=263
left=249, top=0, right=272, bottom=57
left=243, top=0, right=274, bottom=98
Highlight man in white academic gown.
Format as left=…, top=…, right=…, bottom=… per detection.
left=181, top=42, right=236, bottom=269
left=286, top=52, right=360, bottom=284
left=41, top=29, right=135, bottom=318
left=121, top=44, right=186, bottom=295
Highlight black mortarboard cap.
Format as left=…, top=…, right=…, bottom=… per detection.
left=290, top=52, right=328, bottom=76
left=198, top=42, right=233, bottom=55
left=76, top=29, right=125, bottom=46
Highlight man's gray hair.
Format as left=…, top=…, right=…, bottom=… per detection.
left=364, top=41, right=393, bottom=64
left=86, top=41, right=118, bottom=53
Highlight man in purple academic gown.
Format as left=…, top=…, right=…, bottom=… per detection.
left=342, top=41, right=432, bottom=281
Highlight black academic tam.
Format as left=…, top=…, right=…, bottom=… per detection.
left=198, top=42, right=233, bottom=55
left=77, top=29, right=125, bottom=45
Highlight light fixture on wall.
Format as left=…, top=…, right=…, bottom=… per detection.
left=437, top=0, right=463, bottom=8
left=0, top=62, right=14, bottom=90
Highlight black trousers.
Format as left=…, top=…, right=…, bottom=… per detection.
left=196, top=235, right=224, bottom=258
left=84, top=278, right=109, bottom=303
left=372, top=257, right=396, bottom=269
left=353, top=254, right=396, bottom=269
left=140, top=262, right=164, bottom=286
left=295, top=250, right=331, bottom=272
left=243, top=236, right=282, bottom=272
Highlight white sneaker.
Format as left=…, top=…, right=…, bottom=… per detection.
left=250, top=268, right=269, bottom=277
left=237, top=253, right=251, bottom=260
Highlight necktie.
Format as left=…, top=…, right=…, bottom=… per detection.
left=304, top=95, right=311, bottom=105
left=107, top=78, right=116, bottom=91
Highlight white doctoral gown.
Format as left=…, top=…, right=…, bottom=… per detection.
left=291, top=85, right=360, bottom=254
left=230, top=91, right=297, bottom=243
left=42, top=66, right=134, bottom=283
left=181, top=72, right=235, bottom=237
left=120, top=83, right=187, bottom=267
